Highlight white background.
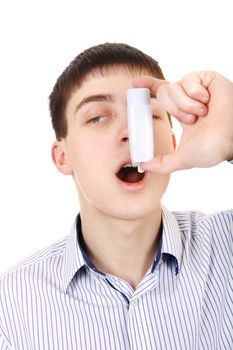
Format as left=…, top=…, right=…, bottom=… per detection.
left=0, top=0, right=232, bottom=273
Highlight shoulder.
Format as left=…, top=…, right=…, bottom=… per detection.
left=173, top=209, right=232, bottom=235
left=0, top=236, right=70, bottom=347
left=0, top=236, right=68, bottom=293
left=0, top=236, right=68, bottom=346
left=173, top=209, right=233, bottom=232
left=173, top=209, right=232, bottom=263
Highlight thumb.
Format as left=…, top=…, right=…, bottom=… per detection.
left=141, top=153, right=187, bottom=174
left=132, top=76, right=168, bottom=93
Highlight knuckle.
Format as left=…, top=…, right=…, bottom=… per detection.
left=188, top=85, right=200, bottom=97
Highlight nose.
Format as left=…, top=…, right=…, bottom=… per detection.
left=118, top=117, right=129, bottom=144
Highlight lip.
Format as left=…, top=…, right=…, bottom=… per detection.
left=115, top=173, right=149, bottom=191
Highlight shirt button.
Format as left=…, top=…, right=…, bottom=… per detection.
left=131, top=300, right=138, bottom=308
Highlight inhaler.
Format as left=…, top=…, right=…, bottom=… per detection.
left=127, top=88, right=154, bottom=173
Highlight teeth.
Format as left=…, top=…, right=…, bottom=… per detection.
left=122, top=163, right=144, bottom=173
left=123, top=163, right=136, bottom=168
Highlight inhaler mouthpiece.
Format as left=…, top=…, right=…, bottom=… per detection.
left=127, top=88, right=154, bottom=172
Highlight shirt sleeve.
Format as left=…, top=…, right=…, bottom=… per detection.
left=0, top=324, right=12, bottom=350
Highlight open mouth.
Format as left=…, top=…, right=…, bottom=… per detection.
left=116, top=163, right=145, bottom=183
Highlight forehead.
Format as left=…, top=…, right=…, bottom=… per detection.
left=69, top=66, right=151, bottom=104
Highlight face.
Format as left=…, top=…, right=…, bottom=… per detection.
left=53, top=67, right=175, bottom=221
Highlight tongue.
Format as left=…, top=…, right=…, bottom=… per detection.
left=118, top=167, right=144, bottom=183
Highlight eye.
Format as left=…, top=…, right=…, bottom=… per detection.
left=152, top=114, right=161, bottom=120
left=88, top=115, right=108, bottom=124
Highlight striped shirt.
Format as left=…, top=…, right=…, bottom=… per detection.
left=0, top=207, right=232, bottom=350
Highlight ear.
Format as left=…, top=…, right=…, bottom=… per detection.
left=51, top=141, right=73, bottom=175
left=172, top=132, right=177, bottom=149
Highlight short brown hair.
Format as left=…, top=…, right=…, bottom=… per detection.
left=49, top=43, right=166, bottom=140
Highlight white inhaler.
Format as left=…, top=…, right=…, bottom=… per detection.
left=127, top=88, right=154, bottom=172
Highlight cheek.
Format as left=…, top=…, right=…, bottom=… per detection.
left=69, top=133, right=113, bottom=168
left=154, top=126, right=174, bottom=155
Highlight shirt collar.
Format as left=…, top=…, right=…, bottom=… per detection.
left=62, top=216, right=86, bottom=292
left=62, top=207, right=183, bottom=292
left=161, top=206, right=182, bottom=274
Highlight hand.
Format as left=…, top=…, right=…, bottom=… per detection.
left=133, top=72, right=233, bottom=173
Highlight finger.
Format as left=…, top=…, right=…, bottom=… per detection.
left=140, top=153, right=190, bottom=174
left=181, top=73, right=210, bottom=103
left=132, top=76, right=169, bottom=93
left=157, top=83, right=208, bottom=120
left=133, top=77, right=205, bottom=124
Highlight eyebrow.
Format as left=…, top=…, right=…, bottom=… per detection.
left=74, top=92, right=157, bottom=114
left=75, top=94, right=115, bottom=114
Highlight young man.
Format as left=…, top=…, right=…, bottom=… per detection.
left=0, top=43, right=232, bottom=350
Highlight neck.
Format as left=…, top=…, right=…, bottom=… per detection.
left=79, top=206, right=162, bottom=289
